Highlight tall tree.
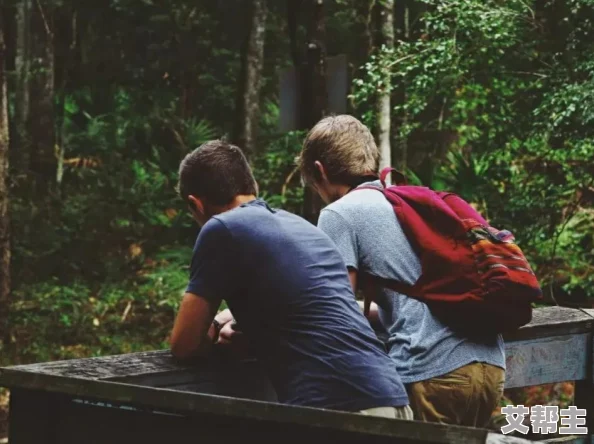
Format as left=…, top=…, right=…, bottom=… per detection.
left=301, top=0, right=327, bottom=224
left=400, top=0, right=410, bottom=171
left=234, top=0, right=268, bottom=156
left=0, top=8, right=11, bottom=344
left=13, top=0, right=31, bottom=177
left=54, top=3, right=77, bottom=186
left=375, top=0, right=393, bottom=170
left=353, top=0, right=375, bottom=69
left=28, top=0, right=56, bottom=193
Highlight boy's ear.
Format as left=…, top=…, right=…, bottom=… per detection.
left=314, top=161, right=329, bottom=183
left=188, top=195, right=205, bottom=215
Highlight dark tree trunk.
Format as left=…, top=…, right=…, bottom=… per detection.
left=301, top=0, right=326, bottom=224
left=13, top=0, right=31, bottom=178
left=375, top=0, right=394, bottom=170
left=234, top=0, right=268, bottom=157
left=54, top=5, right=77, bottom=187
left=302, top=0, right=326, bottom=128
left=353, top=0, right=375, bottom=70
left=28, top=0, right=56, bottom=193
left=0, top=8, right=11, bottom=345
left=394, top=0, right=411, bottom=171
left=348, top=0, right=375, bottom=114
left=287, top=0, right=303, bottom=68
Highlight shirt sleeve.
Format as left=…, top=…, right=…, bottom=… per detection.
left=317, top=208, right=359, bottom=269
left=186, top=218, right=236, bottom=302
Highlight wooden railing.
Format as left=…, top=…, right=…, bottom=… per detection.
left=0, top=306, right=593, bottom=444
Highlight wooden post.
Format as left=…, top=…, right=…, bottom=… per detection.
left=8, top=389, right=59, bottom=444
left=574, top=309, right=594, bottom=443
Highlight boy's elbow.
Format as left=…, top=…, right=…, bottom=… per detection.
left=170, top=341, right=190, bottom=360
left=170, top=336, right=209, bottom=361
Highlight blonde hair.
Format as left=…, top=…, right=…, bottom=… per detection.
left=297, top=115, right=379, bottom=186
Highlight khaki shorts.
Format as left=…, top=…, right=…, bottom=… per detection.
left=359, top=405, right=414, bottom=420
left=406, top=362, right=505, bottom=427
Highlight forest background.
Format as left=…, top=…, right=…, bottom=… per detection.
left=0, top=0, right=592, bottom=435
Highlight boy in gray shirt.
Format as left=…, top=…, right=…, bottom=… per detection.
left=297, top=115, right=505, bottom=427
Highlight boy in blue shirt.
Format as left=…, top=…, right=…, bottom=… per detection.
left=170, top=140, right=412, bottom=418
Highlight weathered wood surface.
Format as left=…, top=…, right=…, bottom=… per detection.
left=3, top=306, right=590, bottom=386
left=502, top=307, right=594, bottom=341
left=3, top=349, right=183, bottom=380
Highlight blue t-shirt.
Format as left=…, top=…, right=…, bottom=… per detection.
left=186, top=199, right=409, bottom=411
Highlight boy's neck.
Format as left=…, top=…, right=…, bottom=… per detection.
left=221, top=195, right=257, bottom=212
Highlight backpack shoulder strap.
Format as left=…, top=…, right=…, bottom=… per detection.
left=380, top=167, right=407, bottom=188
left=437, top=192, right=488, bottom=225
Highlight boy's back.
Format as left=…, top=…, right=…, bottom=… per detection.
left=318, top=183, right=505, bottom=384
left=187, top=198, right=409, bottom=411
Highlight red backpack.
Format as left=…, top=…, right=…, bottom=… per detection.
left=355, top=167, right=543, bottom=336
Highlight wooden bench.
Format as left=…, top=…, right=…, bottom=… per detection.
left=0, top=306, right=592, bottom=444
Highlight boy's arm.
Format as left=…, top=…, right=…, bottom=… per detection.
left=171, top=220, right=236, bottom=360
left=349, top=268, right=380, bottom=325
left=170, top=293, right=220, bottom=360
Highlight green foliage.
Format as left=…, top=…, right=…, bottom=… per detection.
left=11, top=87, right=214, bottom=283
left=6, top=0, right=594, bottom=370
left=353, top=0, right=594, bottom=301
left=252, top=131, right=306, bottom=214
left=3, top=246, right=193, bottom=365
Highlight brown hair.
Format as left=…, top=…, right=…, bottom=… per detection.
left=177, top=140, right=257, bottom=206
left=297, top=115, right=379, bottom=187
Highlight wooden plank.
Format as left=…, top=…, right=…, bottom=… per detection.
left=504, top=307, right=593, bottom=342
left=504, top=333, right=589, bottom=388
left=486, top=434, right=549, bottom=443
left=580, top=309, right=594, bottom=318
left=539, top=437, right=589, bottom=443
left=53, top=395, right=532, bottom=444
left=0, top=373, right=537, bottom=443
left=3, top=349, right=184, bottom=380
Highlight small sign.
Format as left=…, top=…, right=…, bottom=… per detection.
left=279, top=54, right=348, bottom=132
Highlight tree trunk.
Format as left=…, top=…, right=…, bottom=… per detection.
left=28, top=0, right=56, bottom=193
left=287, top=0, right=303, bottom=68
left=234, top=0, right=268, bottom=157
left=55, top=6, right=77, bottom=187
left=375, top=0, right=394, bottom=171
left=392, top=0, right=411, bottom=172
left=400, top=0, right=409, bottom=171
left=302, top=0, right=327, bottom=128
left=353, top=0, right=375, bottom=69
left=301, top=0, right=327, bottom=224
left=0, top=10, right=11, bottom=345
left=13, top=0, right=31, bottom=177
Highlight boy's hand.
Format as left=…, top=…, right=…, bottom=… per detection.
left=217, top=320, right=244, bottom=345
left=214, top=308, right=234, bottom=326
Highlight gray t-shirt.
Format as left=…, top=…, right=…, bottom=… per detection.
left=317, top=181, right=505, bottom=384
